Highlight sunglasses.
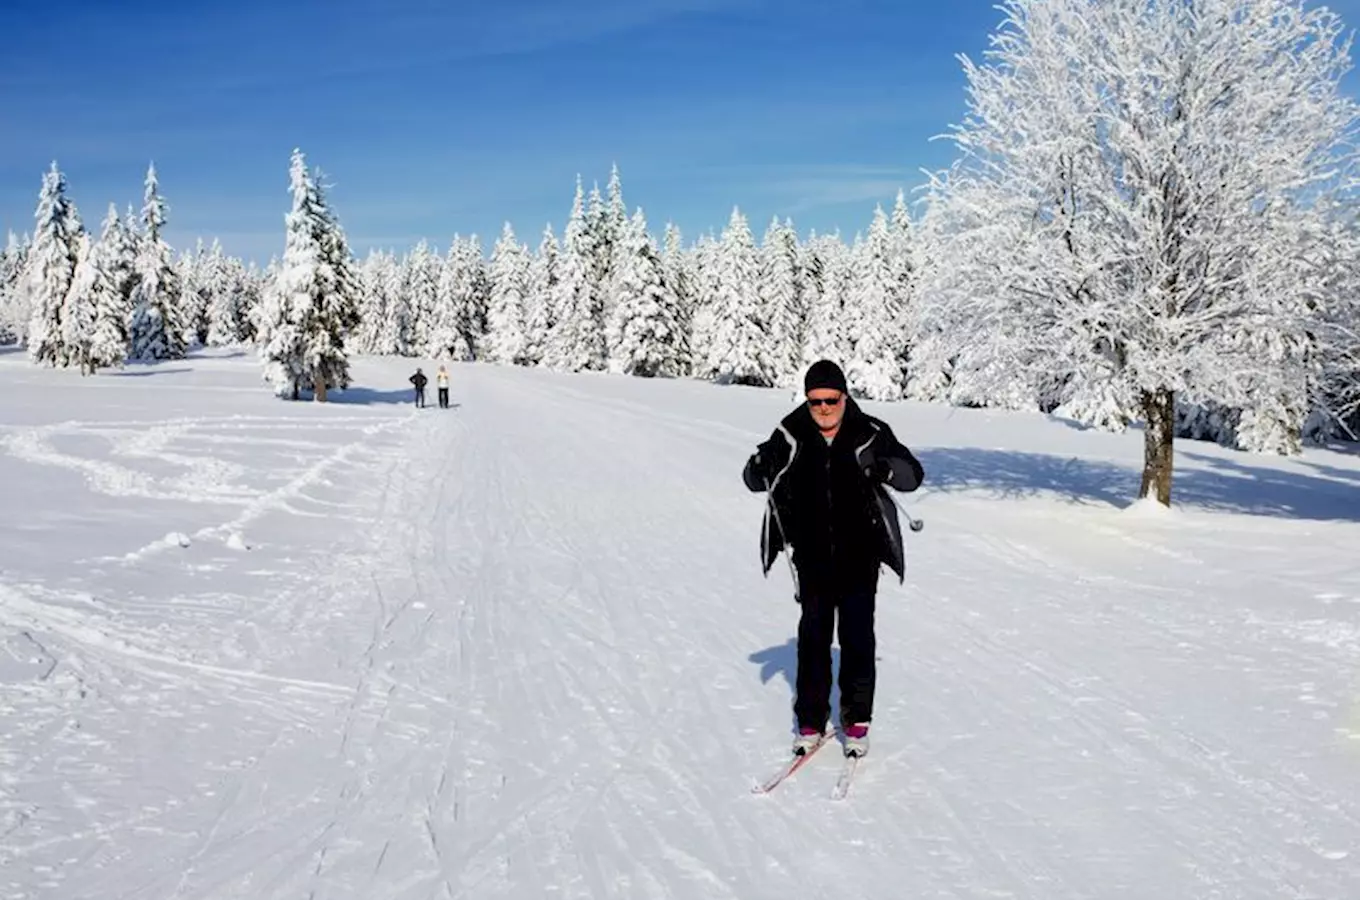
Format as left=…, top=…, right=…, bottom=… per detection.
left=807, top=396, right=843, bottom=407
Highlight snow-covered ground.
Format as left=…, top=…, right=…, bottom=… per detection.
left=2, top=347, right=1359, bottom=899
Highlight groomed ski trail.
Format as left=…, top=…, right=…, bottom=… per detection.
left=6, top=358, right=1359, bottom=899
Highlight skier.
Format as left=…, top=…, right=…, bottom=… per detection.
left=436, top=364, right=450, bottom=409
left=742, top=359, right=924, bottom=758
left=409, top=368, right=428, bottom=408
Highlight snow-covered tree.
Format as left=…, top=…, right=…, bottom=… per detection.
left=922, top=0, right=1360, bottom=505
left=607, top=208, right=685, bottom=377
left=799, top=233, right=851, bottom=371
left=23, top=162, right=83, bottom=365
left=260, top=149, right=359, bottom=400
left=759, top=217, right=803, bottom=387
left=486, top=222, right=530, bottom=364
left=178, top=238, right=213, bottom=346
left=687, top=232, right=721, bottom=379
left=127, top=163, right=184, bottom=360
left=403, top=240, right=440, bottom=355
left=0, top=231, right=29, bottom=344
left=429, top=235, right=486, bottom=360
left=661, top=222, right=695, bottom=376
left=207, top=254, right=257, bottom=346
left=522, top=224, right=558, bottom=365
left=62, top=232, right=126, bottom=374
left=845, top=206, right=905, bottom=400
left=543, top=178, right=606, bottom=371
left=705, top=207, right=773, bottom=385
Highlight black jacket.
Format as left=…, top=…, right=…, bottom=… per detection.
left=743, top=397, right=923, bottom=584
left=410, top=372, right=428, bottom=389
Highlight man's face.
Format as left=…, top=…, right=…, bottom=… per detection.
left=806, top=389, right=845, bottom=431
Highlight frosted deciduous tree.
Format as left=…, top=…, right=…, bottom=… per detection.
left=923, top=0, right=1360, bottom=505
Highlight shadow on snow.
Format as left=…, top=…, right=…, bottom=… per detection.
left=914, top=445, right=1360, bottom=523
left=327, top=385, right=461, bottom=408
left=748, top=637, right=842, bottom=736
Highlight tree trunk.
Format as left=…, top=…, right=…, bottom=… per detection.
left=1138, top=386, right=1175, bottom=505
left=313, top=374, right=328, bottom=402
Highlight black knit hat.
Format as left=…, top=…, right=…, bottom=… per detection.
left=804, top=359, right=848, bottom=394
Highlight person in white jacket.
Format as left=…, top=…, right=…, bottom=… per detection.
left=436, top=365, right=450, bottom=409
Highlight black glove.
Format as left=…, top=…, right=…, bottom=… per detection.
left=744, top=450, right=774, bottom=491
left=864, top=456, right=893, bottom=483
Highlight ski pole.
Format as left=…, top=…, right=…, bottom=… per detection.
left=888, top=491, right=925, bottom=532
left=764, top=479, right=801, bottom=601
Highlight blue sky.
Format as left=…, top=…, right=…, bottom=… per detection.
left=4, top=0, right=1360, bottom=265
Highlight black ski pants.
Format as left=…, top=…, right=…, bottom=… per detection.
left=438, top=387, right=449, bottom=408
left=793, top=568, right=877, bottom=731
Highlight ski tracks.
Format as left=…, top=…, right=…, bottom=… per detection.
left=295, top=369, right=780, bottom=898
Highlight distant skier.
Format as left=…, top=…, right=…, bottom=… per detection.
left=742, top=359, right=924, bottom=758
left=436, top=364, right=450, bottom=409
left=410, top=368, right=428, bottom=408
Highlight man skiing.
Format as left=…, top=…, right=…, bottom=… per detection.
left=409, top=368, right=428, bottom=408
left=743, top=359, right=924, bottom=758
left=436, top=364, right=450, bottom=408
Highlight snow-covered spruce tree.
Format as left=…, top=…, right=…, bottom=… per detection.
left=250, top=255, right=280, bottom=347
left=705, top=207, right=774, bottom=385
left=0, top=231, right=29, bottom=345
left=800, top=232, right=852, bottom=372
left=207, top=255, right=257, bottom=346
left=759, top=216, right=803, bottom=388
left=661, top=222, right=695, bottom=376
left=128, top=163, right=185, bottom=361
left=608, top=208, right=685, bottom=377
left=352, top=249, right=395, bottom=354
left=178, top=239, right=210, bottom=347
left=845, top=206, right=905, bottom=400
left=428, top=240, right=461, bottom=358
left=923, top=0, right=1360, bottom=505
left=403, top=240, right=441, bottom=356
left=92, top=204, right=135, bottom=353
left=888, top=189, right=917, bottom=392
left=543, top=177, right=606, bottom=371
left=521, top=223, right=558, bottom=366
left=23, top=162, right=83, bottom=365
left=260, top=149, right=359, bottom=401
left=463, top=235, right=491, bottom=356
left=430, top=235, right=486, bottom=360
left=594, top=164, right=630, bottom=357
left=375, top=252, right=412, bottom=355
left=62, top=231, right=126, bottom=374
left=686, top=232, right=721, bottom=380
left=486, top=222, right=530, bottom=365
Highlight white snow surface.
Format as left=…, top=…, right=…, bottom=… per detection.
left=3, top=347, right=1360, bottom=899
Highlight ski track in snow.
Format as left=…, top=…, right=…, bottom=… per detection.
left=0, top=355, right=1359, bottom=898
